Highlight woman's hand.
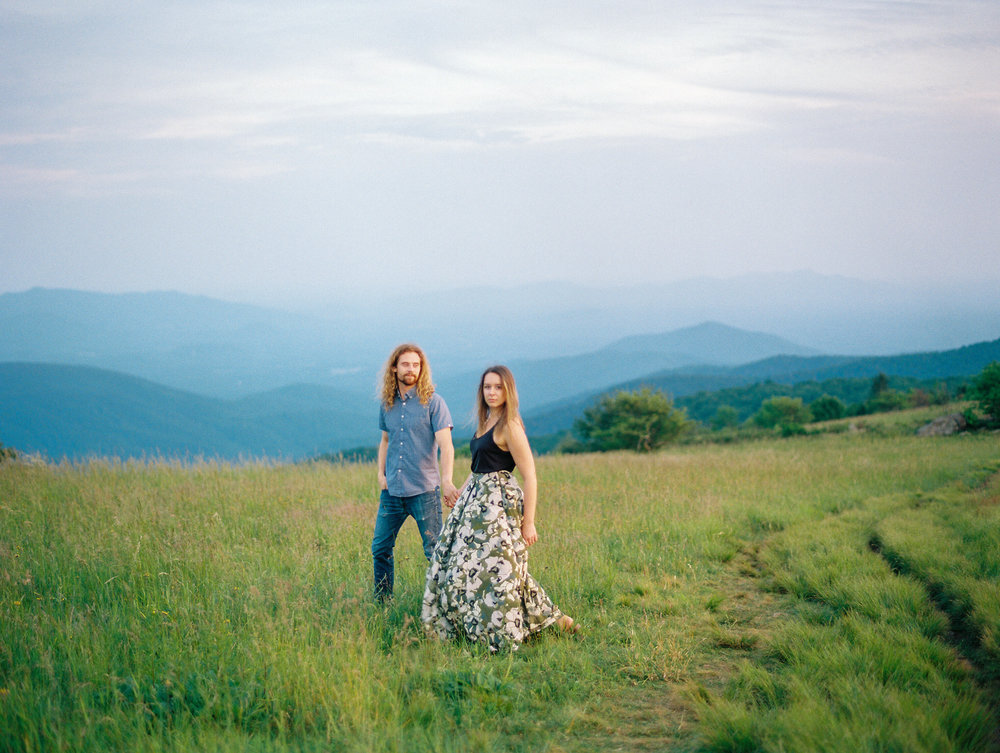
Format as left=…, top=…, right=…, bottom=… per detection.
left=521, top=520, right=538, bottom=547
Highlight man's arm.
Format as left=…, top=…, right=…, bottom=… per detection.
left=377, top=431, right=389, bottom=490
left=435, top=427, right=459, bottom=506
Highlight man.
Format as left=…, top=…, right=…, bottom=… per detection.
left=373, top=343, right=459, bottom=601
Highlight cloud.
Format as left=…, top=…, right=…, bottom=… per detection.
left=3, top=1, right=997, bottom=180
left=1, top=0, right=998, bottom=298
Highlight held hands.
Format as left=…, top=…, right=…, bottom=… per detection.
left=521, top=520, right=538, bottom=547
left=442, top=480, right=460, bottom=508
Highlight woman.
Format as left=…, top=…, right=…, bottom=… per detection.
left=421, top=365, right=576, bottom=652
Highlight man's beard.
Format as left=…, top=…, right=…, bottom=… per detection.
left=399, top=373, right=418, bottom=385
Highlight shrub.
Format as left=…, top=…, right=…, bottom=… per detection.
left=866, top=390, right=908, bottom=413
left=809, top=395, right=847, bottom=423
left=969, top=361, right=1000, bottom=426
left=574, top=387, right=690, bottom=452
left=752, top=397, right=812, bottom=431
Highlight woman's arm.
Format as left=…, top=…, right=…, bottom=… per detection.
left=503, top=420, right=538, bottom=546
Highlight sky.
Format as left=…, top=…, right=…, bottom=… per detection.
left=2, top=0, right=999, bottom=308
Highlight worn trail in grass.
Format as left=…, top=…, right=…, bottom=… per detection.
left=683, top=456, right=1000, bottom=753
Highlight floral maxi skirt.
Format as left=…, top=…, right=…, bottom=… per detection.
left=421, top=470, right=563, bottom=652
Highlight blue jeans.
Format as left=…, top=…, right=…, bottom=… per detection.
left=372, top=488, right=442, bottom=600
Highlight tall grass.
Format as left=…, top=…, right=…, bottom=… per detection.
left=2, top=432, right=999, bottom=752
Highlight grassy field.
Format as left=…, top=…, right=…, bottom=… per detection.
left=2, top=411, right=999, bottom=752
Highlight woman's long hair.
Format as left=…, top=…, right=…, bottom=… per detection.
left=379, top=343, right=435, bottom=407
left=476, top=365, right=522, bottom=436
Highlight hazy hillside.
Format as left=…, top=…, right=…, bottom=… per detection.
left=5, top=333, right=996, bottom=460
left=0, top=288, right=380, bottom=397
left=4, top=276, right=1000, bottom=401
left=1, top=288, right=824, bottom=409
left=2, top=301, right=834, bottom=459
left=3, top=283, right=997, bottom=460
left=523, top=337, right=1000, bottom=435
left=598, top=321, right=820, bottom=361
left=436, top=322, right=819, bottom=413
left=0, top=363, right=373, bottom=461
left=395, top=273, right=1000, bottom=356
left=723, top=338, right=1000, bottom=383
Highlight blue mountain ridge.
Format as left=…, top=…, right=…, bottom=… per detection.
left=3, top=333, right=998, bottom=461
left=0, top=363, right=373, bottom=461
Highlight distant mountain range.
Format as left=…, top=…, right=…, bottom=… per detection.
left=436, top=321, right=820, bottom=414
left=3, top=276, right=999, bottom=399
left=0, top=288, right=371, bottom=397
left=0, top=318, right=819, bottom=461
left=1, top=285, right=998, bottom=460
left=2, top=333, right=998, bottom=462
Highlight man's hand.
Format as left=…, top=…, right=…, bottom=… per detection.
left=442, top=480, right=459, bottom=508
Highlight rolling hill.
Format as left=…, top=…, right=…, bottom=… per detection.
left=435, top=321, right=819, bottom=413
left=522, top=337, right=1000, bottom=435
left=0, top=363, right=374, bottom=461
left=0, top=288, right=381, bottom=398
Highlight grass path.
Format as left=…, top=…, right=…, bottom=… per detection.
left=684, top=456, right=1000, bottom=753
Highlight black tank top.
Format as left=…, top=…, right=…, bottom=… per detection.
left=470, top=424, right=516, bottom=473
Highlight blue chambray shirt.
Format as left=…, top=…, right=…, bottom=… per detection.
left=379, top=388, right=453, bottom=497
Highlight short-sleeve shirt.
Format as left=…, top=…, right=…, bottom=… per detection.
left=379, top=388, right=453, bottom=497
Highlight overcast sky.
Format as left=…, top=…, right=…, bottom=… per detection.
left=2, top=0, right=998, bottom=307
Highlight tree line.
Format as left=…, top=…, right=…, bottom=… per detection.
left=557, top=362, right=1000, bottom=453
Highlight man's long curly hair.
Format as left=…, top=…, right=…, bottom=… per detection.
left=379, top=343, right=435, bottom=408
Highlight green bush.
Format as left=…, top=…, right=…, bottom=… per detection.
left=752, top=397, right=812, bottom=431
left=809, top=395, right=847, bottom=423
left=574, top=387, right=689, bottom=452
left=968, top=361, right=1000, bottom=425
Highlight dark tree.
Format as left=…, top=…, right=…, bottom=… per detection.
left=752, top=397, right=812, bottom=430
left=575, top=388, right=689, bottom=452
left=809, top=394, right=847, bottom=422
left=969, top=361, right=1000, bottom=425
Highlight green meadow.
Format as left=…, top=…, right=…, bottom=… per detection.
left=2, top=414, right=999, bottom=752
